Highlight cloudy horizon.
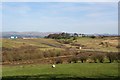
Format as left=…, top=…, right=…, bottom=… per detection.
left=1, top=2, right=118, bottom=34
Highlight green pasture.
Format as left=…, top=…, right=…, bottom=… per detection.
left=2, top=63, right=119, bottom=79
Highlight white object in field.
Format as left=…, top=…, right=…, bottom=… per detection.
left=10, top=36, right=18, bottom=39
left=52, top=64, right=55, bottom=68
left=80, top=47, right=82, bottom=49
left=10, top=36, right=15, bottom=39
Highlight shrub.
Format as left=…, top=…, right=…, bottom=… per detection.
left=90, top=35, right=96, bottom=38
left=48, top=50, right=56, bottom=57
left=43, top=51, right=50, bottom=58
left=32, top=52, right=44, bottom=59
left=56, top=51, right=61, bottom=57
left=57, top=50, right=66, bottom=56
left=6, top=53, right=14, bottom=62
left=78, top=53, right=88, bottom=63
left=73, top=37, right=77, bottom=40
left=106, top=52, right=118, bottom=63
left=91, top=53, right=98, bottom=63
left=116, top=52, right=120, bottom=63
left=12, top=52, right=22, bottom=61
left=62, top=51, right=71, bottom=56
left=2, top=46, right=46, bottom=62
left=71, top=56, right=78, bottom=63
left=116, top=45, right=120, bottom=48
left=69, top=48, right=78, bottom=55
left=96, top=53, right=105, bottom=63
left=55, top=57, right=63, bottom=64
left=62, top=39, right=73, bottom=44
left=67, top=58, right=72, bottom=63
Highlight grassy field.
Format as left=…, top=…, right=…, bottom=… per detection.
left=2, top=37, right=119, bottom=80
left=2, top=37, right=119, bottom=52
left=2, top=38, right=63, bottom=49
left=74, top=37, right=118, bottom=52
left=2, top=63, right=119, bottom=80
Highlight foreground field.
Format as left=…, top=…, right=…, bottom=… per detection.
left=2, top=63, right=119, bottom=80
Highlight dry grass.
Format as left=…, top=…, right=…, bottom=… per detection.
left=72, top=37, right=118, bottom=52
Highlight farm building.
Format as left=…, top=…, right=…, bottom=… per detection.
left=10, top=36, right=18, bottom=39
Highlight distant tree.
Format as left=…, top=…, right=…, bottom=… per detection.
left=74, top=33, right=78, bottom=37
left=45, top=33, right=71, bottom=39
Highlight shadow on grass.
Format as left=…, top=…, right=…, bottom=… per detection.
left=2, top=74, right=120, bottom=80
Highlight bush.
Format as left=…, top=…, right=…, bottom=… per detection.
left=71, top=56, right=78, bottom=63
left=106, top=52, right=118, bottom=63
left=90, top=53, right=105, bottom=63
left=56, top=51, right=61, bottom=57
left=43, top=51, right=50, bottom=58
left=78, top=53, right=88, bottom=63
left=32, top=52, right=44, bottom=59
left=67, top=58, right=72, bottom=63
left=91, top=53, right=98, bottom=63
left=90, top=35, right=96, bottom=38
left=116, top=45, right=120, bottom=48
left=56, top=49, right=67, bottom=57
left=12, top=52, right=22, bottom=61
left=62, top=39, right=73, bottom=44
left=55, top=57, right=63, bottom=64
left=48, top=50, right=56, bottom=57
left=116, top=52, right=120, bottom=62
left=96, top=53, right=105, bottom=63
left=68, top=48, right=78, bottom=55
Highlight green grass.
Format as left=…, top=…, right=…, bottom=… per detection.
left=2, top=63, right=119, bottom=78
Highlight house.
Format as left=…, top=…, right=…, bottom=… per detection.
left=10, top=36, right=18, bottom=39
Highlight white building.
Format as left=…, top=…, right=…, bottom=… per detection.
left=10, top=36, right=18, bottom=39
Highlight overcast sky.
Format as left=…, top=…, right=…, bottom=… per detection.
left=1, top=2, right=118, bottom=34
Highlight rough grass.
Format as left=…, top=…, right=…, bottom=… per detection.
left=2, top=63, right=119, bottom=79
left=1, top=37, right=119, bottom=80
left=2, top=37, right=118, bottom=52
left=2, top=38, right=63, bottom=49
left=74, top=37, right=118, bottom=52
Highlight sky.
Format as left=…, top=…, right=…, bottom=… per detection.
left=1, top=0, right=119, bottom=2
left=1, top=2, right=118, bottom=34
